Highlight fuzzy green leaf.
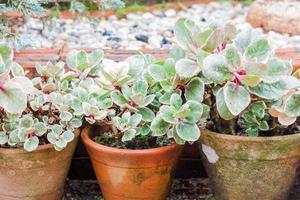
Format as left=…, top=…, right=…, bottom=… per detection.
left=0, top=132, right=8, bottom=145
left=163, top=58, right=176, bottom=78
left=88, top=49, right=104, bottom=67
left=61, top=130, right=75, bottom=143
left=174, top=18, right=198, bottom=51
left=0, top=83, right=27, bottom=114
left=55, top=138, right=67, bottom=149
left=24, top=136, right=39, bottom=152
left=248, top=77, right=300, bottom=99
left=60, top=111, right=73, bottom=122
left=138, top=125, right=151, bottom=136
left=184, top=101, right=203, bottom=123
left=216, top=88, right=235, bottom=120
left=11, top=62, right=25, bottom=76
left=132, top=80, right=148, bottom=95
left=185, top=77, right=204, bottom=102
left=150, top=116, right=170, bottom=136
left=224, top=82, right=250, bottom=116
left=160, top=106, right=177, bottom=124
left=239, top=75, right=261, bottom=87
left=129, top=114, right=142, bottom=128
left=122, top=129, right=136, bottom=142
left=137, top=107, right=155, bottom=122
left=258, top=121, right=269, bottom=131
left=202, top=28, right=225, bottom=52
left=34, top=122, right=47, bottom=136
left=70, top=118, right=83, bottom=128
left=148, top=64, right=166, bottom=81
left=225, top=46, right=241, bottom=69
left=202, top=54, right=232, bottom=84
left=20, top=115, right=34, bottom=128
left=245, top=39, right=270, bottom=62
left=175, top=59, right=201, bottom=78
left=246, top=128, right=258, bottom=137
left=176, top=123, right=200, bottom=142
left=111, top=91, right=128, bottom=106
left=159, top=93, right=172, bottom=104
left=170, top=93, right=182, bottom=109
left=140, top=95, right=155, bottom=107
left=284, top=92, right=300, bottom=117
left=197, top=29, right=213, bottom=46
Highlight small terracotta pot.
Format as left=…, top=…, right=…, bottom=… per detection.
left=81, top=126, right=183, bottom=200
left=0, top=130, right=79, bottom=200
left=200, top=129, right=300, bottom=200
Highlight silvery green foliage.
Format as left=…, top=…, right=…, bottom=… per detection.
left=0, top=48, right=107, bottom=152
left=0, top=45, right=33, bottom=114
left=0, top=0, right=47, bottom=16
left=173, top=18, right=300, bottom=136
left=91, top=51, right=208, bottom=144
left=58, top=49, right=206, bottom=144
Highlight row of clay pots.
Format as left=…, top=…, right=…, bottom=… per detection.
left=1, top=126, right=300, bottom=200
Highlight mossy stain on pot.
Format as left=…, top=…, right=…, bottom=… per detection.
left=200, top=129, right=300, bottom=200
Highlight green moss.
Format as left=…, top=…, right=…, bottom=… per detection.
left=154, top=3, right=168, bottom=9
left=218, top=0, right=253, bottom=5
left=116, top=3, right=147, bottom=17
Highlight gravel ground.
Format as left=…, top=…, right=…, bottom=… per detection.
left=64, top=177, right=300, bottom=200
left=5, top=2, right=300, bottom=50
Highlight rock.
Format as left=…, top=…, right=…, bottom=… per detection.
left=127, top=13, right=141, bottom=21
left=41, top=39, right=53, bottom=48
left=247, top=0, right=300, bottom=35
left=135, top=35, right=149, bottom=43
left=148, top=36, right=162, bottom=48
left=108, top=37, right=122, bottom=42
left=142, top=12, right=155, bottom=19
left=26, top=18, right=43, bottom=30
left=108, top=15, right=118, bottom=22
left=165, top=9, right=176, bottom=17
left=153, top=10, right=165, bottom=17
left=161, top=38, right=170, bottom=45
left=13, top=1, right=299, bottom=50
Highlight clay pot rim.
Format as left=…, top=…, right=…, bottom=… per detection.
left=0, top=129, right=80, bottom=154
left=202, top=128, right=300, bottom=142
left=81, top=125, right=181, bottom=155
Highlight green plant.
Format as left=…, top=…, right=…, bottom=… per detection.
left=173, top=18, right=300, bottom=136
left=61, top=47, right=206, bottom=148
left=0, top=47, right=105, bottom=151
left=115, top=3, right=147, bottom=17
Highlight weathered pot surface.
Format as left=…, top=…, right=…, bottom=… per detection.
left=200, top=129, right=300, bottom=200
left=0, top=130, right=79, bottom=200
left=81, top=126, right=183, bottom=200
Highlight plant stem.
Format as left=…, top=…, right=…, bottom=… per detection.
left=125, top=103, right=138, bottom=112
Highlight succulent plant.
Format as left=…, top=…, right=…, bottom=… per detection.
left=0, top=47, right=108, bottom=151
left=173, top=18, right=300, bottom=136
left=0, top=45, right=33, bottom=114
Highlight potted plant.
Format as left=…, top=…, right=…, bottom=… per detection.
left=78, top=46, right=208, bottom=199
left=173, top=18, right=300, bottom=199
left=0, top=46, right=104, bottom=199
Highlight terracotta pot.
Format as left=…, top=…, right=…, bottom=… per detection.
left=200, top=129, right=300, bottom=200
left=0, top=130, right=79, bottom=200
left=81, top=126, right=183, bottom=200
